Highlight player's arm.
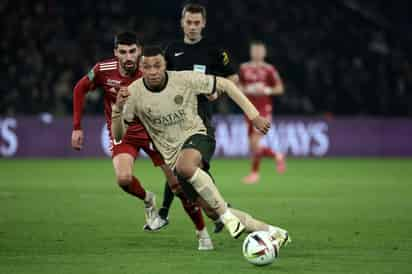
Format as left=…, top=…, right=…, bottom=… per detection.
left=265, top=66, right=284, bottom=96
left=216, top=77, right=269, bottom=133
left=71, top=70, right=97, bottom=150
left=111, top=87, right=131, bottom=142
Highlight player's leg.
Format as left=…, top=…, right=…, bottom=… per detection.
left=175, top=134, right=245, bottom=238
left=243, top=130, right=263, bottom=184
left=142, top=145, right=214, bottom=250
left=158, top=183, right=175, bottom=221
left=112, top=143, right=158, bottom=225
left=229, top=208, right=290, bottom=247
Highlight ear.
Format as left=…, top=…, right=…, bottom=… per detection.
left=113, top=48, right=118, bottom=57
left=180, top=18, right=185, bottom=29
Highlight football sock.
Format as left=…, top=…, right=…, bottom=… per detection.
left=260, top=147, right=276, bottom=158
left=188, top=168, right=228, bottom=215
left=120, top=176, right=146, bottom=200
left=159, top=182, right=175, bottom=219
left=230, top=208, right=269, bottom=232
left=251, top=153, right=261, bottom=173
left=176, top=192, right=205, bottom=230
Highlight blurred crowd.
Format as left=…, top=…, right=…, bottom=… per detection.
left=1, top=0, right=411, bottom=116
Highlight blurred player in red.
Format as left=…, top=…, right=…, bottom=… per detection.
left=71, top=32, right=212, bottom=250
left=239, top=41, right=286, bottom=184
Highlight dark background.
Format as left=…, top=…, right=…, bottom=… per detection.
left=1, top=0, right=411, bottom=116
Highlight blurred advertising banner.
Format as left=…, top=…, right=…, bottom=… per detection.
left=1, top=115, right=411, bottom=158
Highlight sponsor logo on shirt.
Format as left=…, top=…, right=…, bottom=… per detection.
left=174, top=52, right=185, bottom=57
left=222, top=51, right=230, bottom=66
left=147, top=109, right=186, bottom=127
left=106, top=79, right=122, bottom=87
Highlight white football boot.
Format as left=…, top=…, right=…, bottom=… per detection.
left=268, top=226, right=291, bottom=247
left=196, top=228, right=214, bottom=251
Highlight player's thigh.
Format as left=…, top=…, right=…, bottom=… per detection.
left=177, top=134, right=216, bottom=172
left=112, top=143, right=137, bottom=179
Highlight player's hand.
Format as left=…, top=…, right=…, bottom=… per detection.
left=114, top=86, right=130, bottom=110
left=252, top=116, right=271, bottom=134
left=71, top=129, right=84, bottom=150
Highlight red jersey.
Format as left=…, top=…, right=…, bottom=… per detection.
left=239, top=62, right=281, bottom=116
left=73, top=58, right=149, bottom=141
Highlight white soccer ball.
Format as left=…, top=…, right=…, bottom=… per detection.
left=242, top=231, right=279, bottom=266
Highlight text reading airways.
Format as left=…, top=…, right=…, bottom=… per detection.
left=102, top=120, right=329, bottom=157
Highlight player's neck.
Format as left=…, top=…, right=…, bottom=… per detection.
left=184, top=35, right=202, bottom=45
left=251, top=60, right=265, bottom=66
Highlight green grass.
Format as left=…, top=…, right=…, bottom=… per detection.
left=0, top=158, right=411, bottom=274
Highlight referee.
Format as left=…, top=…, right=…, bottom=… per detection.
left=158, top=3, right=238, bottom=233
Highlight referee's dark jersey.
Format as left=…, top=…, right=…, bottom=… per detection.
left=164, top=38, right=236, bottom=136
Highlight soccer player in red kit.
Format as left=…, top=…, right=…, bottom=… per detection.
left=239, top=41, right=286, bottom=184
left=71, top=32, right=213, bottom=250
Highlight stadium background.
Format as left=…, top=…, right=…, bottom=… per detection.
left=1, top=1, right=412, bottom=274
left=1, top=0, right=411, bottom=157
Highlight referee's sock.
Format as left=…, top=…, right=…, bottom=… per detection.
left=159, top=182, right=175, bottom=219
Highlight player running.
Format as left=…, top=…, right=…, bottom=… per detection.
left=112, top=46, right=290, bottom=247
left=71, top=32, right=213, bottom=250
left=157, top=2, right=237, bottom=234
left=239, top=41, right=286, bottom=184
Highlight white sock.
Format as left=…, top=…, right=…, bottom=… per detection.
left=220, top=209, right=236, bottom=225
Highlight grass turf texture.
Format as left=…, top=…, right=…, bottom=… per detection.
left=0, top=158, right=411, bottom=274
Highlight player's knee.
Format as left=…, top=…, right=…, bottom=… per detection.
left=175, top=161, right=197, bottom=180
left=116, top=173, right=133, bottom=187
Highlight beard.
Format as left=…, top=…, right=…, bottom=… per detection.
left=122, top=61, right=137, bottom=74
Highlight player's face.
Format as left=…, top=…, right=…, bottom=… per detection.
left=114, top=44, right=141, bottom=73
left=181, top=12, right=205, bottom=41
left=250, top=44, right=266, bottom=62
left=141, top=55, right=167, bottom=88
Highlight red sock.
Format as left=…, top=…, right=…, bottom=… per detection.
left=260, top=147, right=276, bottom=158
left=120, top=176, right=146, bottom=200
left=177, top=192, right=205, bottom=231
left=252, top=153, right=261, bottom=173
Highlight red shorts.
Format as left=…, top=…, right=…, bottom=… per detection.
left=246, top=106, right=272, bottom=136
left=111, top=138, right=164, bottom=166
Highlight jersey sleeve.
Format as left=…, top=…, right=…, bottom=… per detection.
left=164, top=43, right=174, bottom=69
left=214, top=48, right=237, bottom=77
left=238, top=64, right=247, bottom=85
left=72, top=65, right=98, bottom=130
left=267, top=65, right=281, bottom=87
left=185, top=71, right=216, bottom=96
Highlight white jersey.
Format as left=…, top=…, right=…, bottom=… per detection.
left=124, top=70, right=216, bottom=167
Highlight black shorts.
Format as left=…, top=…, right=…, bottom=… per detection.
left=181, top=133, right=215, bottom=171
left=179, top=133, right=216, bottom=201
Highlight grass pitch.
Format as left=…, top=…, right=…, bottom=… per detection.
left=0, top=158, right=411, bottom=274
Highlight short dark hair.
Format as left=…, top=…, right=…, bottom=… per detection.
left=142, top=46, right=164, bottom=57
left=181, top=3, right=207, bottom=19
left=114, top=31, right=141, bottom=48
left=250, top=40, right=266, bottom=47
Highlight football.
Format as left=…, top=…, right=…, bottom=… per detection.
left=242, top=231, right=279, bottom=266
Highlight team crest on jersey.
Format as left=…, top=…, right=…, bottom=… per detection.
left=106, top=79, right=121, bottom=87
left=174, top=95, right=184, bottom=105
